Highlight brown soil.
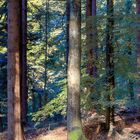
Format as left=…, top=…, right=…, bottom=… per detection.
left=1, top=120, right=140, bottom=140
left=26, top=126, right=67, bottom=140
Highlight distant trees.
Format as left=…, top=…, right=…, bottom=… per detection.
left=0, top=1, right=7, bottom=132
left=3, top=0, right=140, bottom=139
left=7, top=0, right=24, bottom=139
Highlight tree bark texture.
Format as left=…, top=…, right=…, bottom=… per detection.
left=105, top=0, right=115, bottom=130
left=67, top=0, right=85, bottom=139
left=8, top=0, right=24, bottom=139
left=20, top=0, right=28, bottom=125
left=86, top=0, right=97, bottom=77
left=136, top=0, right=140, bottom=99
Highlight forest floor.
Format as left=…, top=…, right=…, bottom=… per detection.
left=25, top=113, right=140, bottom=140
left=1, top=113, right=140, bottom=140
left=26, top=126, right=67, bottom=140
left=0, top=122, right=140, bottom=140
left=26, top=121, right=140, bottom=140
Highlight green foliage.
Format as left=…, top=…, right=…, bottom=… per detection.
left=32, top=85, right=67, bottom=123
left=0, top=0, right=140, bottom=132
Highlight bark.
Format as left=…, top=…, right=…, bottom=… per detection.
left=32, top=92, right=36, bottom=112
left=125, top=0, right=134, bottom=100
left=38, top=94, right=42, bottom=109
left=136, top=0, right=140, bottom=52
left=43, top=0, right=49, bottom=105
left=86, top=0, right=97, bottom=77
left=105, top=0, right=115, bottom=130
left=0, top=106, right=3, bottom=132
left=136, top=0, right=140, bottom=97
left=20, top=0, right=28, bottom=125
left=8, top=0, right=24, bottom=139
left=67, top=0, right=85, bottom=139
left=66, top=0, right=70, bottom=70
left=0, top=117, right=2, bottom=132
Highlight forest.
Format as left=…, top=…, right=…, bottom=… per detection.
left=0, top=0, right=140, bottom=139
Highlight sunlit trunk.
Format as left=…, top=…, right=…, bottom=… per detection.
left=8, top=0, right=24, bottom=139
left=67, top=0, right=85, bottom=139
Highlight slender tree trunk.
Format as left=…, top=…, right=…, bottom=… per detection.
left=86, top=0, right=97, bottom=77
left=38, top=94, right=42, bottom=109
left=125, top=0, right=134, bottom=100
left=0, top=106, right=3, bottom=132
left=67, top=0, right=85, bottom=139
left=105, top=0, right=115, bottom=130
left=136, top=0, right=140, bottom=61
left=43, top=0, right=49, bottom=105
left=136, top=0, right=140, bottom=99
left=20, top=0, right=28, bottom=125
left=8, top=0, right=24, bottom=139
left=66, top=0, right=70, bottom=70
left=32, top=91, right=36, bottom=112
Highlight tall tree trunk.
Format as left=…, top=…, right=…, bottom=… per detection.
left=66, top=0, right=70, bottom=70
left=67, top=0, right=85, bottom=139
left=8, top=0, right=24, bottom=139
left=0, top=106, right=3, bottom=132
left=20, top=0, right=28, bottom=125
left=32, top=89, right=36, bottom=112
left=43, top=0, right=49, bottom=105
left=105, top=0, right=115, bottom=130
left=125, top=0, right=134, bottom=100
left=86, top=0, right=97, bottom=77
left=136, top=0, right=140, bottom=99
left=38, top=94, right=42, bottom=109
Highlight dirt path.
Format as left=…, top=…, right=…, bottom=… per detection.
left=27, top=127, right=67, bottom=140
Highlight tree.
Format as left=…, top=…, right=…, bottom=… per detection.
left=7, top=0, right=24, bottom=139
left=67, top=0, right=85, bottom=139
left=0, top=1, right=7, bottom=132
left=136, top=0, right=140, bottom=96
left=66, top=0, right=70, bottom=69
left=42, top=0, right=49, bottom=105
left=86, top=0, right=97, bottom=77
left=105, top=0, right=115, bottom=130
left=125, top=0, right=134, bottom=100
left=20, top=0, right=28, bottom=125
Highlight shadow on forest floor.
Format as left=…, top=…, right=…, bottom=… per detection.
left=1, top=114, right=140, bottom=140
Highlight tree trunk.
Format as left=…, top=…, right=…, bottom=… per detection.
left=136, top=0, right=140, bottom=98
left=43, top=0, right=49, bottom=105
left=66, top=0, right=70, bottom=70
left=8, top=0, right=24, bottom=139
left=20, top=0, right=28, bottom=125
left=136, top=0, right=140, bottom=62
left=67, top=0, right=85, bottom=139
left=105, top=0, right=115, bottom=130
left=86, top=0, right=97, bottom=77
left=32, top=92, right=36, bottom=112
left=0, top=106, right=3, bottom=132
left=125, top=0, right=134, bottom=100
left=38, top=93, right=42, bottom=109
